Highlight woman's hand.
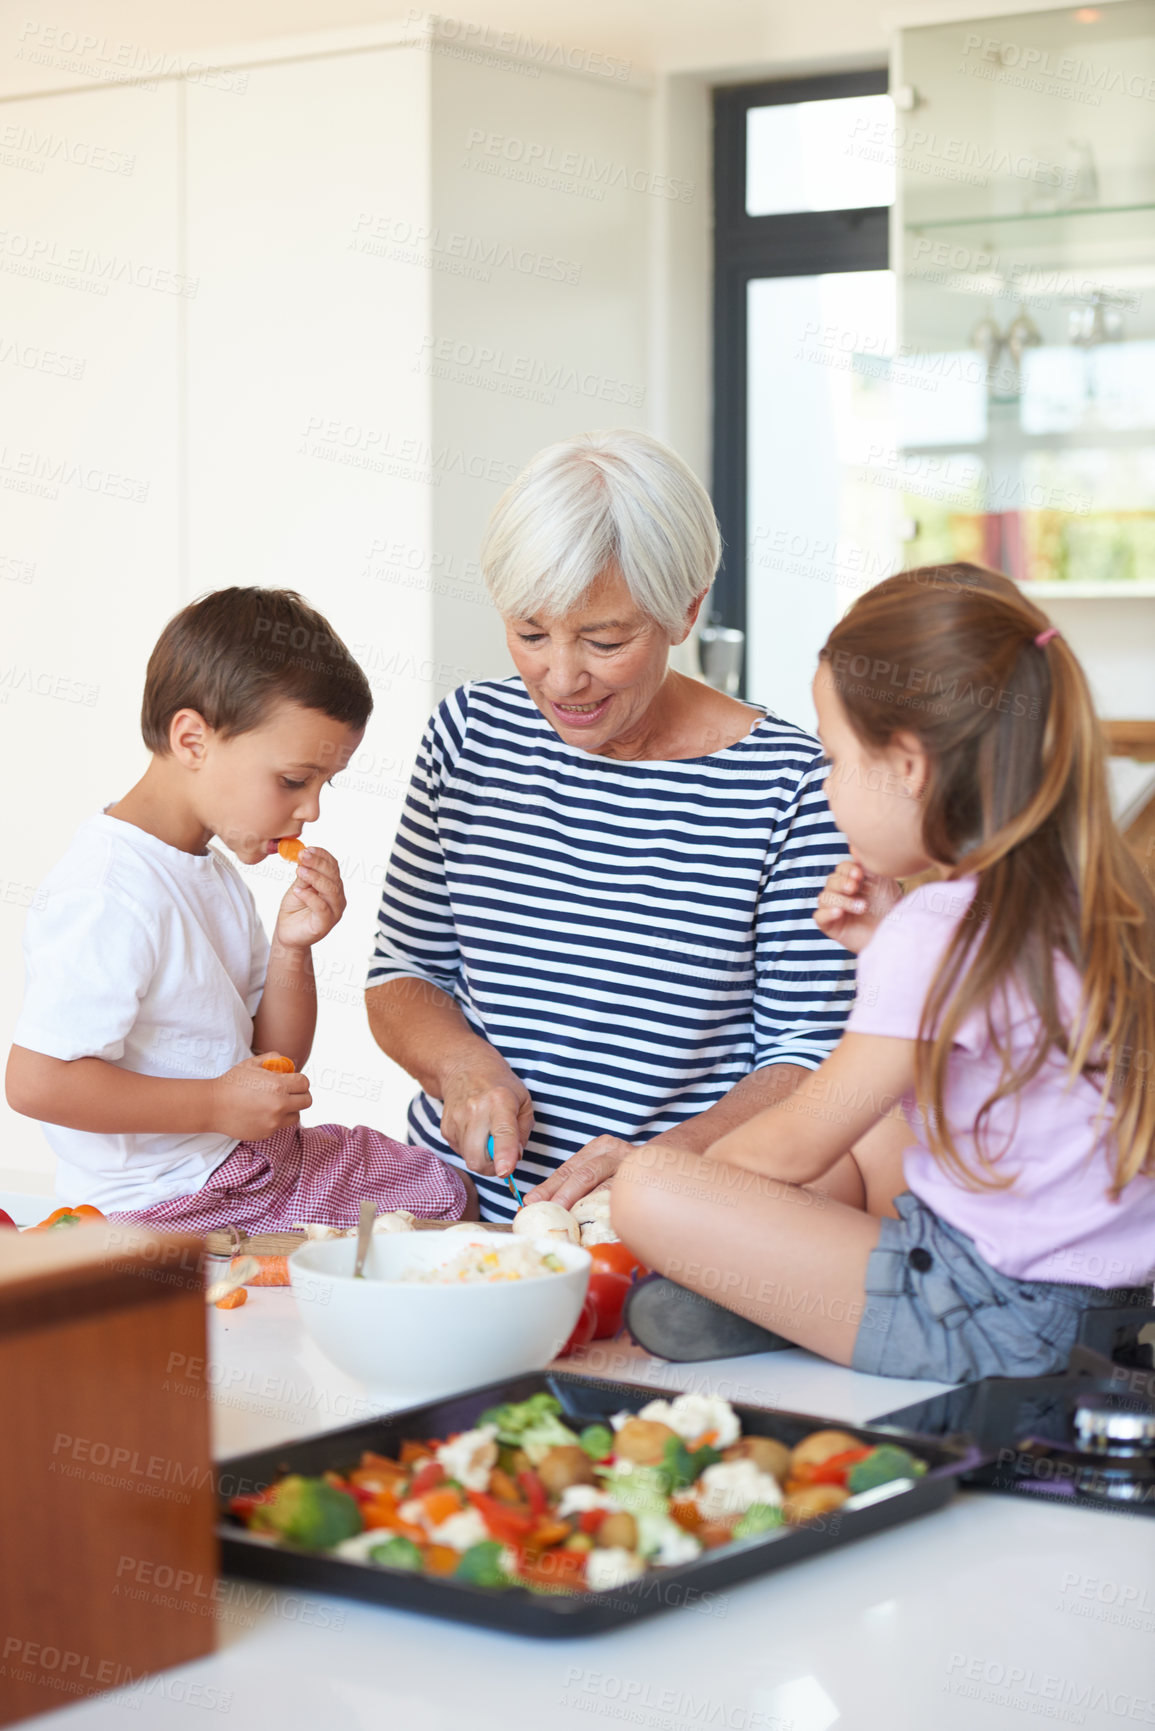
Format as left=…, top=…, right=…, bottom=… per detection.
left=813, top=852, right=901, bottom=955
left=440, top=1058, right=534, bottom=1179
left=523, top=1134, right=638, bottom=1211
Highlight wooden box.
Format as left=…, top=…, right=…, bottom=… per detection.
left=0, top=1225, right=217, bottom=1725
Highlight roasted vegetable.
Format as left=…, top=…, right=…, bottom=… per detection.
left=478, top=1393, right=580, bottom=1462
left=613, top=1418, right=679, bottom=1466
left=578, top=1423, right=614, bottom=1461
left=455, top=1540, right=515, bottom=1588
left=657, top=1435, right=722, bottom=1494
left=536, top=1446, right=596, bottom=1496
left=368, top=1535, right=423, bottom=1570
left=782, top=1484, right=849, bottom=1524
left=722, top=1435, right=791, bottom=1483
left=846, top=1445, right=927, bottom=1494
left=732, top=1503, right=785, bottom=1540
left=251, top=1474, right=362, bottom=1548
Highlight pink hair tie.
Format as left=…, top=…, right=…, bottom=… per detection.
left=1034, top=627, right=1060, bottom=648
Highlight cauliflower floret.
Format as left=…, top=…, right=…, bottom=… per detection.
left=429, top=1508, right=489, bottom=1551
left=557, top=1484, right=622, bottom=1519
left=636, top=1393, right=741, bottom=1450
left=584, top=1547, right=647, bottom=1592
left=635, top=1513, right=702, bottom=1567
left=435, top=1424, right=499, bottom=1492
left=692, top=1459, right=783, bottom=1523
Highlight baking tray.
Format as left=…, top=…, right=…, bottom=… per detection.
left=216, top=1369, right=981, bottom=1637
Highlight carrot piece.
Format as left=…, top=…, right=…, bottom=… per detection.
left=277, top=837, right=305, bottom=863
left=260, top=1054, right=295, bottom=1074
left=669, top=1499, right=703, bottom=1532
left=488, top=1468, right=523, bottom=1505
left=360, top=1493, right=402, bottom=1530
left=214, top=1287, right=248, bottom=1310
left=524, top=1518, right=571, bottom=1553
left=230, top=1254, right=291, bottom=1286
left=400, top=1440, right=434, bottom=1467
left=420, top=1488, right=463, bottom=1527
left=423, top=1545, right=460, bottom=1577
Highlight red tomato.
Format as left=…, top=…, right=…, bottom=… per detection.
left=588, top=1267, right=632, bottom=1340
left=557, top=1294, right=597, bottom=1357
left=587, top=1242, right=647, bottom=1281
left=0, top=1209, right=16, bottom=1230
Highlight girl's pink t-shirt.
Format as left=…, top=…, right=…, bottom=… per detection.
left=846, top=876, right=1155, bottom=1288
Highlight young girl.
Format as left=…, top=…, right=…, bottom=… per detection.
left=611, top=564, right=1155, bottom=1381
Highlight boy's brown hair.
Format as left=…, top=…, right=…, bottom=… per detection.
left=141, top=587, right=373, bottom=753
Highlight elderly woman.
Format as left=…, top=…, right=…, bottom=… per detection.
left=365, top=429, right=860, bottom=1224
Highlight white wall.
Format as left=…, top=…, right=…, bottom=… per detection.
left=0, top=81, right=184, bottom=1195
left=0, top=36, right=654, bottom=1194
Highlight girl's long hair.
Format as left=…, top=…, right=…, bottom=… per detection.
left=820, top=563, right=1155, bottom=1195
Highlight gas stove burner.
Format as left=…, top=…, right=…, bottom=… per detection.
left=868, top=1315, right=1155, bottom=1517
left=1072, top=1393, right=1155, bottom=1456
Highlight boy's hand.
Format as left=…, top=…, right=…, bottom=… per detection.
left=273, top=848, right=345, bottom=950
left=209, top=1056, right=312, bottom=1141
left=813, top=851, right=902, bottom=955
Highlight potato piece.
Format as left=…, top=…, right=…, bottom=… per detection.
left=536, top=1445, right=596, bottom=1495
left=613, top=1418, right=678, bottom=1466
left=789, top=1429, right=863, bottom=1472
left=595, top=1511, right=638, bottom=1550
left=783, top=1484, right=849, bottom=1524
left=722, top=1435, right=792, bottom=1483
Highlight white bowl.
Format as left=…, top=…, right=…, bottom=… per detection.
left=288, top=1230, right=590, bottom=1403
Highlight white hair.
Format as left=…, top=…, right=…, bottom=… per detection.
left=480, top=429, right=721, bottom=633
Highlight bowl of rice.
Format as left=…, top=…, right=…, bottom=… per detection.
left=288, top=1229, right=591, bottom=1403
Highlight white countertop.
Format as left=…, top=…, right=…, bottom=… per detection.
left=36, top=1289, right=1155, bottom=1731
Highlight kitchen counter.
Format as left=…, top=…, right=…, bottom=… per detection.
left=33, top=1290, right=1155, bottom=1731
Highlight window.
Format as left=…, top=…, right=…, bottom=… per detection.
left=713, top=72, right=896, bottom=726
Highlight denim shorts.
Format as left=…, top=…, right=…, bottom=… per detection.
left=851, top=1192, right=1151, bottom=1383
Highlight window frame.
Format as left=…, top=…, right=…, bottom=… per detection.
left=711, top=70, right=891, bottom=689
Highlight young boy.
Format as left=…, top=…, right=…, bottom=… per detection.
left=5, top=587, right=472, bottom=1230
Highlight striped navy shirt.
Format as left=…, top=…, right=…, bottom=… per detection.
left=367, top=677, right=856, bottom=1220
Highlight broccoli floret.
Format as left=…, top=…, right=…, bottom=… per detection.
left=478, top=1392, right=580, bottom=1463
left=252, top=1475, right=362, bottom=1548
left=657, top=1436, right=722, bottom=1494
left=732, top=1503, right=785, bottom=1540
left=454, top=1540, right=516, bottom=1588
left=578, top=1423, right=614, bottom=1461
left=846, top=1445, right=927, bottom=1494
left=596, top=1463, right=669, bottom=1517
left=369, top=1535, right=423, bottom=1571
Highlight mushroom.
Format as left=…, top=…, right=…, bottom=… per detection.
left=372, top=1210, right=416, bottom=1234
left=571, top=1187, right=613, bottom=1225
left=511, top=1201, right=581, bottom=1245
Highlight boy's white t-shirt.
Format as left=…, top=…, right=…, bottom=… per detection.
left=12, top=810, right=270, bottom=1211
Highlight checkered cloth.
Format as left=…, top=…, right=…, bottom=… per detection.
left=107, top=1122, right=468, bottom=1233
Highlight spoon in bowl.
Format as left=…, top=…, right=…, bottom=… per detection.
left=352, top=1197, right=375, bottom=1279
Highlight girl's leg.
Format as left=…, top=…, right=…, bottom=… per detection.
left=806, top=1110, right=912, bottom=1218
left=612, top=1146, right=882, bottom=1367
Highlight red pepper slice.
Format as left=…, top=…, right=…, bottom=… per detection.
left=513, top=1544, right=587, bottom=1589
left=408, top=1460, right=446, bottom=1498
left=466, top=1490, right=537, bottom=1545
left=228, top=1488, right=276, bottom=1522
left=578, top=1508, right=607, bottom=1535
left=517, top=1469, right=549, bottom=1519
left=804, top=1447, right=875, bottom=1486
